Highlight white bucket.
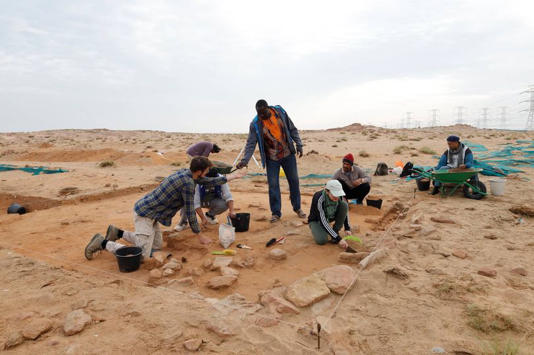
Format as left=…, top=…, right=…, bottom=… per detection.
left=489, top=178, right=506, bottom=196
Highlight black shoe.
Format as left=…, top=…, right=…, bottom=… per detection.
left=430, top=186, right=440, bottom=195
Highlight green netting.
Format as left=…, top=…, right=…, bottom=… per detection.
left=463, top=141, right=488, bottom=152
left=0, top=164, right=68, bottom=176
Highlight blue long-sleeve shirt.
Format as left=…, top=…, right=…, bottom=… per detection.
left=436, top=146, right=474, bottom=169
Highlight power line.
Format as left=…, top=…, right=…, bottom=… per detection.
left=430, top=109, right=439, bottom=127
left=481, top=107, right=489, bottom=129
left=455, top=106, right=466, bottom=124
left=405, top=112, right=413, bottom=128
left=499, top=106, right=508, bottom=129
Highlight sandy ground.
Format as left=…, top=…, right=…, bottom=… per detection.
left=1, top=125, right=534, bottom=354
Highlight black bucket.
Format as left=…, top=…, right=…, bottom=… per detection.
left=230, top=213, right=250, bottom=232
left=115, top=246, right=142, bottom=273
left=416, top=178, right=431, bottom=191
left=366, top=199, right=383, bottom=209
left=7, top=203, right=26, bottom=215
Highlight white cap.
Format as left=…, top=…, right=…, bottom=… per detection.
left=325, top=180, right=345, bottom=197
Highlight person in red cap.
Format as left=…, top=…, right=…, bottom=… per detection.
left=333, top=153, right=371, bottom=204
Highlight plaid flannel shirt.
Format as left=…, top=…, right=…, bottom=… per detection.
left=134, top=169, right=227, bottom=233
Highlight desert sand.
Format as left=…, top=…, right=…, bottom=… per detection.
left=1, top=125, right=534, bottom=354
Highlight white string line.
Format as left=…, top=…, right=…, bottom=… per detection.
left=323, top=206, right=409, bottom=329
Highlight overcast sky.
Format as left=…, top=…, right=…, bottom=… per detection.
left=1, top=0, right=533, bottom=133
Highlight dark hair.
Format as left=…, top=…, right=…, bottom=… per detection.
left=190, top=156, right=212, bottom=173
left=212, top=144, right=221, bottom=153
left=206, top=167, right=219, bottom=178
left=255, top=99, right=268, bottom=111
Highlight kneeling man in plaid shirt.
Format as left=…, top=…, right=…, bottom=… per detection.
left=84, top=156, right=243, bottom=261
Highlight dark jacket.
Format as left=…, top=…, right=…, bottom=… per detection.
left=308, top=191, right=342, bottom=243
left=436, top=143, right=474, bottom=169
left=240, top=105, right=302, bottom=168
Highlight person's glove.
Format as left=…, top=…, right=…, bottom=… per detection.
left=236, top=161, right=247, bottom=169
left=297, top=146, right=303, bottom=158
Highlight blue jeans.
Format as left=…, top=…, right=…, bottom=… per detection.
left=266, top=154, right=301, bottom=217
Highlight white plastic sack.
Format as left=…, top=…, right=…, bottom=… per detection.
left=219, top=223, right=235, bottom=248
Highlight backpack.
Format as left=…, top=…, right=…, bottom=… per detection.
left=400, top=162, right=414, bottom=178
left=374, top=162, right=388, bottom=176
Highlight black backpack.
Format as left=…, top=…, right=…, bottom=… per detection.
left=374, top=162, right=388, bottom=176
left=400, top=162, right=414, bottom=177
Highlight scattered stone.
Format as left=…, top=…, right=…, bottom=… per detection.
left=259, top=289, right=300, bottom=314
left=207, top=319, right=237, bottom=338
left=254, top=315, right=280, bottom=327
left=63, top=310, right=92, bottom=336
left=210, top=293, right=262, bottom=316
left=425, top=267, right=446, bottom=275
left=291, top=220, right=303, bottom=228
left=220, top=267, right=239, bottom=277
left=206, top=275, right=237, bottom=289
left=152, top=251, right=170, bottom=266
left=452, top=250, right=468, bottom=259
left=22, top=318, right=52, bottom=340
left=478, top=268, right=497, bottom=278
left=163, top=268, right=175, bottom=277
left=420, top=226, right=438, bottom=237
left=285, top=274, right=331, bottom=307
left=284, top=230, right=300, bottom=236
left=202, top=259, right=213, bottom=269
left=174, top=277, right=194, bottom=286
left=3, top=331, right=24, bottom=349
left=359, top=249, right=386, bottom=269
left=509, top=205, right=534, bottom=217
left=430, top=216, right=456, bottom=224
left=211, top=256, right=233, bottom=271
left=185, top=267, right=204, bottom=277
left=183, top=338, right=203, bottom=351
left=436, top=250, right=451, bottom=257
left=511, top=267, right=527, bottom=277
left=383, top=266, right=409, bottom=280
left=316, top=265, right=355, bottom=294
left=148, top=269, right=163, bottom=285
left=231, top=256, right=255, bottom=268
left=163, top=261, right=181, bottom=271
left=484, top=234, right=497, bottom=240
left=269, top=248, right=287, bottom=261
left=410, top=224, right=422, bottom=231
left=143, top=258, right=160, bottom=271
left=338, top=252, right=369, bottom=264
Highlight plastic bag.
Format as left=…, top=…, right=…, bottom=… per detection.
left=218, top=223, right=235, bottom=249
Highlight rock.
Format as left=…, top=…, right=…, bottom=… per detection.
left=452, top=250, right=468, bottom=259
left=207, top=319, right=237, bottom=338
left=22, top=318, right=52, bottom=340
left=220, top=267, right=239, bottom=277
left=173, top=277, right=194, bottom=286
left=152, top=251, right=170, bottom=266
left=338, top=252, right=369, bottom=264
left=484, top=234, right=497, bottom=240
left=430, top=216, right=456, bottom=224
left=3, top=331, right=24, bottom=349
left=163, top=268, right=175, bottom=277
left=63, top=310, right=92, bottom=336
left=291, top=220, right=304, bottom=227
left=425, top=267, right=446, bottom=275
left=255, top=315, right=280, bottom=327
left=143, top=258, right=160, bottom=271
left=478, top=268, right=497, bottom=278
left=211, top=256, right=233, bottom=271
left=202, top=259, right=213, bottom=269
left=210, top=293, right=262, bottom=316
left=163, top=261, right=181, bottom=271
left=411, top=213, right=424, bottom=224
left=420, top=226, right=438, bottom=237
left=259, top=289, right=300, bottom=314
left=231, top=256, right=255, bottom=268
left=383, top=266, right=409, bottom=280
left=359, top=249, right=387, bottom=269
left=316, top=265, right=355, bottom=294
left=185, top=267, right=204, bottom=277
left=269, top=248, right=287, bottom=261
left=511, top=267, right=527, bottom=276
left=206, top=275, right=237, bottom=289
left=285, top=274, right=331, bottom=307
left=509, top=205, right=534, bottom=217
left=410, top=224, right=422, bottom=231
left=183, top=338, right=203, bottom=351
left=148, top=269, right=163, bottom=285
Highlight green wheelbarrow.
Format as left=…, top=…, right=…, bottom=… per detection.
left=413, top=168, right=487, bottom=200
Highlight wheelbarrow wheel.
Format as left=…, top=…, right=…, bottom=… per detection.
left=463, top=179, right=486, bottom=200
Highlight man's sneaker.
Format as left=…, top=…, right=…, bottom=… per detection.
left=105, top=225, right=120, bottom=241
left=205, top=214, right=218, bottom=225
left=174, top=223, right=189, bottom=232
left=270, top=215, right=281, bottom=223
left=295, top=209, right=307, bottom=218
left=430, top=186, right=440, bottom=195
left=85, top=233, right=105, bottom=260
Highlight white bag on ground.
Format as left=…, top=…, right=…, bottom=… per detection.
left=219, top=223, right=235, bottom=248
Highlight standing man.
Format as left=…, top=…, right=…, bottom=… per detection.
left=333, top=153, right=371, bottom=203
left=186, top=141, right=221, bottom=159
left=175, top=168, right=235, bottom=230
left=236, top=99, right=306, bottom=223
left=84, top=157, right=243, bottom=261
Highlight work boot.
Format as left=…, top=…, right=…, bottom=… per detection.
left=84, top=233, right=105, bottom=260
left=295, top=209, right=307, bottom=218
left=105, top=225, right=121, bottom=241
left=430, top=186, right=440, bottom=195
left=270, top=215, right=281, bottom=223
